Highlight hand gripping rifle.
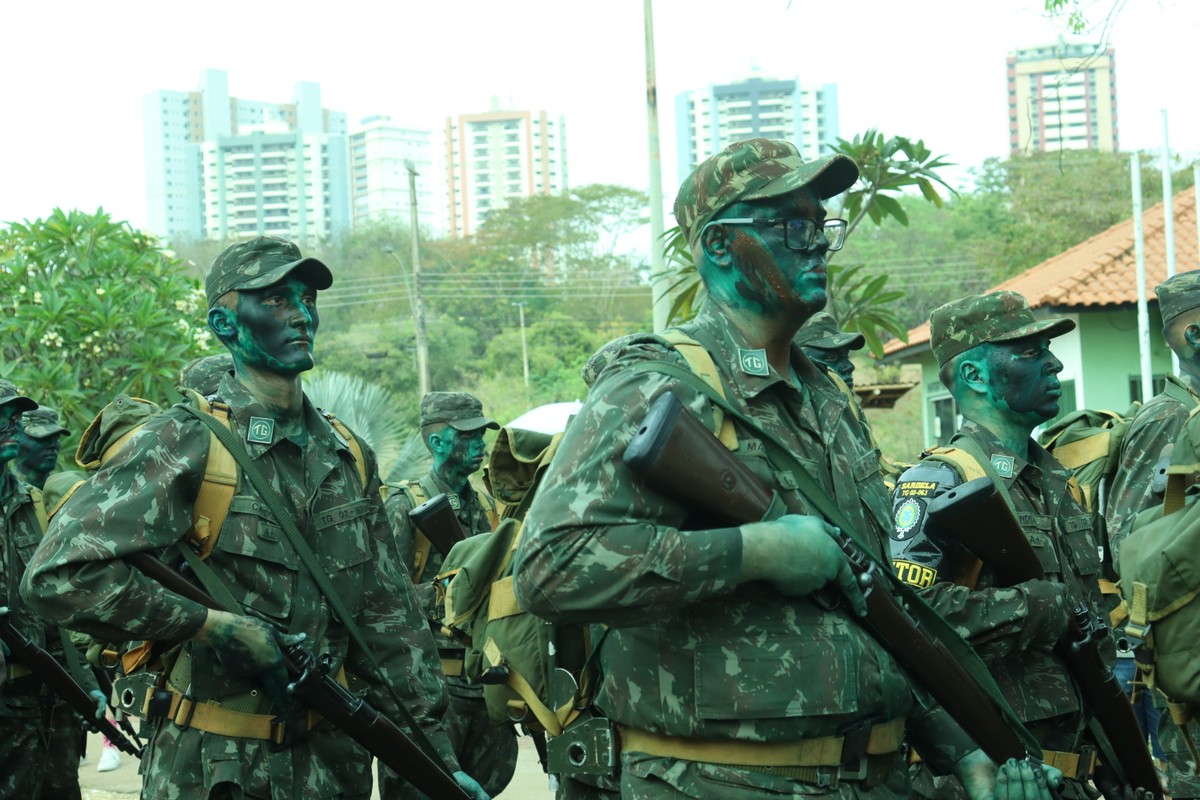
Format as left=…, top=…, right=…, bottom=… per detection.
left=125, top=552, right=471, bottom=800
left=409, top=493, right=468, bottom=558
left=926, top=477, right=1163, bottom=799
left=621, top=391, right=1039, bottom=767
left=0, top=612, right=143, bottom=758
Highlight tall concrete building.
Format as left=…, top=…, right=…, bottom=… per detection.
left=444, top=104, right=567, bottom=237
left=675, top=76, right=839, bottom=181
left=144, top=69, right=350, bottom=243
left=1007, top=41, right=1118, bottom=156
left=348, top=116, right=440, bottom=236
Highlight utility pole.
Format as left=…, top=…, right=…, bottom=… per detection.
left=406, top=160, right=430, bottom=397
left=645, top=0, right=669, bottom=332
left=513, top=301, right=530, bottom=388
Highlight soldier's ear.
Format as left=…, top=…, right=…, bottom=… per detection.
left=699, top=223, right=733, bottom=269
left=208, top=306, right=236, bottom=343
left=958, top=357, right=988, bottom=394
left=1184, top=324, right=1200, bottom=351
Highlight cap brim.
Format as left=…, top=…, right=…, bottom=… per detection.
left=743, top=153, right=860, bottom=204
left=447, top=417, right=501, bottom=432
left=24, top=424, right=69, bottom=438
left=804, top=332, right=866, bottom=351
left=0, top=396, right=38, bottom=413
left=992, top=317, right=1076, bottom=343
left=238, top=257, right=334, bottom=293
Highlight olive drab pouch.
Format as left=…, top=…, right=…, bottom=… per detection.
left=1119, top=407, right=1200, bottom=708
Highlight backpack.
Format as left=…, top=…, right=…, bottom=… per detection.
left=1119, top=403, right=1200, bottom=707
left=437, top=330, right=739, bottom=735
left=1038, top=404, right=1141, bottom=535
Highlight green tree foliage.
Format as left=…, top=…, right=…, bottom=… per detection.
left=304, top=370, right=409, bottom=478
left=0, top=208, right=215, bottom=466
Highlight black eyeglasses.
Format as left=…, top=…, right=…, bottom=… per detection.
left=0, top=413, right=24, bottom=436
left=710, top=217, right=848, bottom=252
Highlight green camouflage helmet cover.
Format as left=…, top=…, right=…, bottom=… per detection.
left=0, top=379, right=37, bottom=413
left=929, top=290, right=1075, bottom=367
left=1156, top=270, right=1200, bottom=325
left=673, top=138, right=859, bottom=247
left=75, top=394, right=162, bottom=470
left=205, top=236, right=333, bottom=307
left=794, top=311, right=866, bottom=351
left=419, top=391, right=499, bottom=432
left=22, top=406, right=69, bottom=438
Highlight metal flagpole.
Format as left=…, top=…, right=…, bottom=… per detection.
left=1132, top=154, right=1153, bottom=403
left=645, top=0, right=669, bottom=332
left=1162, top=110, right=1178, bottom=374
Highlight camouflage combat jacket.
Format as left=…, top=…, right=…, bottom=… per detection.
left=21, top=374, right=457, bottom=800
left=890, top=422, right=1111, bottom=745
left=513, top=302, right=971, bottom=768
left=0, top=469, right=67, bottom=715
left=1106, top=375, right=1200, bottom=561
left=385, top=471, right=494, bottom=698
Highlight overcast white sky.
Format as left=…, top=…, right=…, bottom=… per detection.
left=2, top=0, right=1197, bottom=232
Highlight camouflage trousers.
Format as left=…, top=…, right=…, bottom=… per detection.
left=43, top=703, right=84, bottom=800
left=0, top=699, right=54, bottom=800
left=620, top=751, right=910, bottom=799
left=555, top=771, right=621, bottom=799
left=379, top=692, right=517, bottom=798
left=1155, top=692, right=1200, bottom=799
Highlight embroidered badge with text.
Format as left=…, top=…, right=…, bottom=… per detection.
left=247, top=416, right=275, bottom=444
left=738, top=348, right=769, bottom=376
left=990, top=454, right=1015, bottom=478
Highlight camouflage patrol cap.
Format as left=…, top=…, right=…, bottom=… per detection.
left=0, top=379, right=37, bottom=413
left=929, top=290, right=1075, bottom=366
left=76, top=394, right=162, bottom=470
left=673, top=138, right=859, bottom=247
left=419, top=392, right=499, bottom=432
left=794, top=311, right=865, bottom=351
left=178, top=353, right=235, bottom=395
left=22, top=406, right=69, bottom=438
left=1156, top=271, right=1200, bottom=324
left=205, top=236, right=333, bottom=307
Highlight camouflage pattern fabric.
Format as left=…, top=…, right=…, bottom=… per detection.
left=206, top=236, right=332, bottom=307
left=381, top=470, right=516, bottom=798
left=178, top=353, right=235, bottom=396
left=1155, top=270, right=1200, bottom=324
left=1155, top=696, right=1200, bottom=798
left=419, top=392, right=500, bottom=432
left=21, top=406, right=69, bottom=439
left=672, top=138, right=857, bottom=246
left=1106, top=374, right=1200, bottom=561
left=43, top=702, right=84, bottom=800
left=793, top=311, right=865, bottom=351
left=21, top=372, right=457, bottom=800
left=928, top=292, right=1075, bottom=367
left=890, top=421, right=1111, bottom=800
left=513, top=301, right=979, bottom=798
left=0, top=467, right=71, bottom=798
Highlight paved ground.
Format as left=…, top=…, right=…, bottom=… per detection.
left=77, top=730, right=555, bottom=799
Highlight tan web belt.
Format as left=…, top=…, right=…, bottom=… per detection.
left=7, top=664, right=32, bottom=681
left=441, top=658, right=465, bottom=677
left=152, top=689, right=322, bottom=744
left=619, top=717, right=905, bottom=787
left=1043, top=748, right=1096, bottom=781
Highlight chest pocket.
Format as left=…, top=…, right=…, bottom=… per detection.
left=1026, top=530, right=1062, bottom=576
left=216, top=496, right=300, bottom=620
left=1060, top=524, right=1101, bottom=577
left=317, top=498, right=374, bottom=612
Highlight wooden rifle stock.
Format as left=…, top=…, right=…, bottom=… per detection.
left=125, top=551, right=471, bottom=800
left=926, top=477, right=1162, bottom=798
left=0, top=615, right=143, bottom=758
left=410, top=494, right=468, bottom=558
left=623, top=392, right=1031, bottom=766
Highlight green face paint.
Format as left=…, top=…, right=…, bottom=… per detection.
left=713, top=187, right=831, bottom=319
left=803, top=346, right=856, bottom=388
left=962, top=337, right=1064, bottom=428
left=223, top=276, right=319, bottom=376
left=0, top=406, right=23, bottom=464
left=18, top=433, right=63, bottom=476
left=433, top=427, right=488, bottom=488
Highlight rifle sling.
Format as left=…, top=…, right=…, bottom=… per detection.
left=626, top=358, right=1042, bottom=756
left=179, top=403, right=448, bottom=771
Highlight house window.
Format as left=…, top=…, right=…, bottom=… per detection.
left=1128, top=375, right=1168, bottom=403
left=931, top=396, right=960, bottom=445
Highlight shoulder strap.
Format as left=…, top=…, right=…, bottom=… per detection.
left=177, top=402, right=449, bottom=770
left=181, top=389, right=239, bottom=560
left=326, top=415, right=368, bottom=489
left=656, top=330, right=738, bottom=450
left=825, top=371, right=864, bottom=424
left=30, top=487, right=48, bottom=534
left=924, top=446, right=989, bottom=483
left=398, top=480, right=434, bottom=582
left=47, top=481, right=86, bottom=519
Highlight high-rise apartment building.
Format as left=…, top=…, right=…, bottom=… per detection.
left=1007, top=41, right=1118, bottom=156
left=444, top=105, right=567, bottom=237
left=674, top=77, right=839, bottom=181
left=348, top=116, right=440, bottom=236
left=144, top=69, right=350, bottom=243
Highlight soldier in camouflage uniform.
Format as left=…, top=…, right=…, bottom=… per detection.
left=513, top=139, right=1053, bottom=800
left=21, top=236, right=489, bottom=800
left=1106, top=271, right=1200, bottom=797
left=794, top=311, right=865, bottom=389
left=381, top=391, right=516, bottom=799
left=0, top=379, right=106, bottom=800
left=890, top=291, right=1115, bottom=800
left=12, top=405, right=70, bottom=489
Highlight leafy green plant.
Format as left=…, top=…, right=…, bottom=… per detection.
left=0, top=208, right=215, bottom=466
left=304, top=370, right=410, bottom=480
